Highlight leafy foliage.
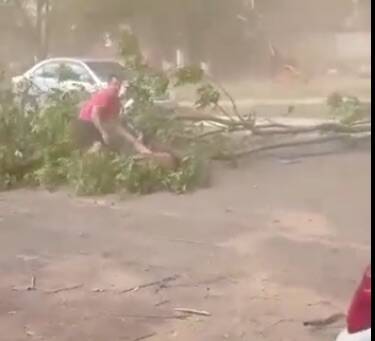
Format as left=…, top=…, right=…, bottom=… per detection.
left=0, top=87, right=207, bottom=195
left=174, top=65, right=204, bottom=87
left=195, top=84, right=221, bottom=109
left=1, top=30, right=259, bottom=196
left=0, top=31, right=212, bottom=195
left=327, top=92, right=367, bottom=125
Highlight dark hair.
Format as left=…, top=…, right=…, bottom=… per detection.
left=108, top=74, right=123, bottom=83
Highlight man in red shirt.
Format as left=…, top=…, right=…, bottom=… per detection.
left=73, top=75, right=177, bottom=169
left=74, top=74, right=150, bottom=154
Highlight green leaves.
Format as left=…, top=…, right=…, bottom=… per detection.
left=327, top=92, right=366, bottom=125
left=0, top=86, right=206, bottom=195
left=118, top=29, right=144, bottom=70
left=29, top=157, right=70, bottom=189
left=64, top=151, right=205, bottom=196
left=0, top=32, right=214, bottom=196
left=195, top=84, right=220, bottom=109
left=66, top=151, right=122, bottom=195
left=174, top=66, right=204, bottom=87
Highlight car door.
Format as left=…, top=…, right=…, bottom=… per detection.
left=28, top=62, right=61, bottom=94
left=57, top=62, right=97, bottom=93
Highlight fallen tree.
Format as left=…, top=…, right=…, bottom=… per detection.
left=0, top=32, right=371, bottom=196
left=172, top=86, right=370, bottom=160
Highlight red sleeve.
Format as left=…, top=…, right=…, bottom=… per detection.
left=92, top=90, right=112, bottom=109
left=92, top=90, right=117, bottom=120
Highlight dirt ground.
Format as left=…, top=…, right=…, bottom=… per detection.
left=0, top=148, right=371, bottom=341
left=175, top=76, right=371, bottom=102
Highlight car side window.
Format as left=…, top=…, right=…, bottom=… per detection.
left=32, top=62, right=60, bottom=79
left=58, top=63, right=94, bottom=83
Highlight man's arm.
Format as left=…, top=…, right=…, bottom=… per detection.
left=91, top=100, right=151, bottom=154
left=115, top=124, right=152, bottom=154
left=91, top=105, right=110, bottom=144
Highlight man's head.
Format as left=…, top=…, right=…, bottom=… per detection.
left=108, top=74, right=129, bottom=97
left=108, top=74, right=122, bottom=92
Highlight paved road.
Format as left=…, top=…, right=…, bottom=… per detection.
left=179, top=97, right=371, bottom=107
left=0, top=150, right=370, bottom=341
left=178, top=97, right=371, bottom=119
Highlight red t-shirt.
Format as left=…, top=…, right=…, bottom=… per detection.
left=79, top=87, right=121, bottom=122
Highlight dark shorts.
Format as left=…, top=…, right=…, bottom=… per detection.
left=71, top=119, right=103, bottom=149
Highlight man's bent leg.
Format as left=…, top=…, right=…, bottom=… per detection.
left=71, top=119, right=104, bottom=151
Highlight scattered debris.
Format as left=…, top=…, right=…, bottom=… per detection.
left=12, top=276, right=36, bottom=292
left=267, top=318, right=296, bottom=329
left=120, top=314, right=186, bottom=321
left=92, top=288, right=107, bottom=293
left=44, top=284, right=83, bottom=294
left=307, top=300, right=332, bottom=307
left=30, top=276, right=36, bottom=290
left=133, top=332, right=157, bottom=341
left=258, top=318, right=296, bottom=336
left=248, top=294, right=280, bottom=301
left=278, top=158, right=301, bottom=165
left=155, top=299, right=170, bottom=307
left=303, top=313, right=345, bottom=328
left=174, top=275, right=231, bottom=288
left=119, top=275, right=179, bottom=294
left=25, top=330, right=36, bottom=337
left=174, top=308, right=211, bottom=317
left=167, top=238, right=216, bottom=246
left=16, top=254, right=39, bottom=262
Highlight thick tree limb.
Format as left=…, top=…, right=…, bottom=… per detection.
left=177, top=113, right=370, bottom=136
left=176, top=114, right=242, bottom=127
left=252, top=122, right=371, bottom=136
left=215, top=133, right=370, bottom=160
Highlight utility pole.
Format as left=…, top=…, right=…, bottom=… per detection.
left=42, top=0, right=50, bottom=58
left=35, top=0, right=50, bottom=60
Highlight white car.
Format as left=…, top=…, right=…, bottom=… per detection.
left=336, top=264, right=371, bottom=341
left=11, top=57, right=175, bottom=108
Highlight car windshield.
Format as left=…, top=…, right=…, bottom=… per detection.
left=85, top=61, right=134, bottom=82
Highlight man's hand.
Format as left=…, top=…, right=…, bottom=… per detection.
left=101, top=131, right=110, bottom=145
left=136, top=143, right=152, bottom=155
left=116, top=126, right=152, bottom=154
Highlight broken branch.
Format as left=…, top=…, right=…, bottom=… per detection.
left=119, top=275, right=179, bottom=294
left=44, top=284, right=83, bottom=294
left=174, top=308, right=211, bottom=317
left=303, top=313, right=345, bottom=327
left=133, top=332, right=157, bottom=341
left=216, top=134, right=370, bottom=160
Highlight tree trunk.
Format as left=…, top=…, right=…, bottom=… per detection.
left=36, top=0, right=43, bottom=60
left=35, top=0, right=50, bottom=61
left=41, top=0, right=50, bottom=59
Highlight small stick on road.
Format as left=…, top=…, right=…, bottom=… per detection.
left=174, top=308, right=211, bottom=317
left=121, top=314, right=186, bottom=320
left=303, top=313, right=345, bottom=328
left=133, top=332, right=157, bottom=341
left=30, top=276, right=36, bottom=290
left=155, top=299, right=170, bottom=307
left=119, top=275, right=179, bottom=294
left=44, top=284, right=83, bottom=294
left=12, top=275, right=36, bottom=292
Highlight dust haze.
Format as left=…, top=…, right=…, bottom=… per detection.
left=0, top=0, right=371, bottom=81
